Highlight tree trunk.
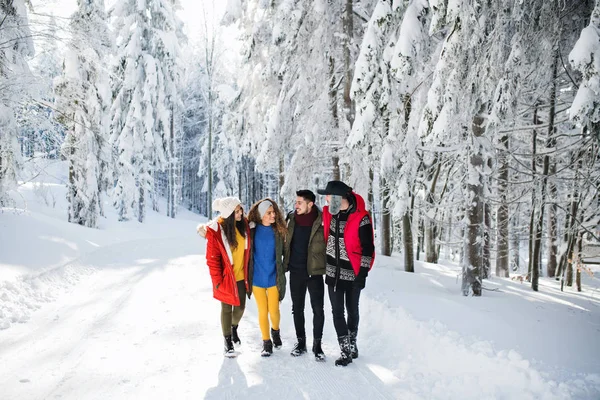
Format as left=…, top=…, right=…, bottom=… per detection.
left=528, top=107, right=539, bottom=281
left=462, top=115, right=485, bottom=296
left=279, top=155, right=285, bottom=206
left=368, top=146, right=374, bottom=215
left=512, top=209, right=520, bottom=272
left=556, top=205, right=571, bottom=280
left=566, top=255, right=574, bottom=287
left=155, top=168, right=162, bottom=213
left=342, top=0, right=355, bottom=128
left=138, top=172, right=145, bottom=223
left=532, top=51, right=558, bottom=291
left=496, top=133, right=510, bottom=277
left=329, top=55, right=340, bottom=180
left=67, top=132, right=77, bottom=224
left=168, top=107, right=175, bottom=218
left=560, top=155, right=583, bottom=290
left=576, top=231, right=583, bottom=292
left=416, top=217, right=423, bottom=261
left=547, top=170, right=558, bottom=277
left=425, top=160, right=441, bottom=263
left=403, top=210, right=414, bottom=272
left=207, top=91, right=213, bottom=218
left=381, top=178, right=391, bottom=256
left=463, top=151, right=483, bottom=296
left=482, top=157, right=492, bottom=279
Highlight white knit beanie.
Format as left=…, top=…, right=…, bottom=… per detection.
left=212, top=197, right=242, bottom=218
left=258, top=200, right=273, bottom=218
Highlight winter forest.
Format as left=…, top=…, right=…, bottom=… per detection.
left=1, top=0, right=600, bottom=298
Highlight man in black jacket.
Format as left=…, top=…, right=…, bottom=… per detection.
left=283, top=190, right=327, bottom=361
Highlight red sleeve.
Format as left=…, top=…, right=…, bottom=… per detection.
left=206, top=229, right=224, bottom=287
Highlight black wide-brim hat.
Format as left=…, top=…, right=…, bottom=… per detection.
left=317, top=180, right=353, bottom=196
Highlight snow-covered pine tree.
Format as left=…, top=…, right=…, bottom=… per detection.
left=223, top=0, right=306, bottom=208
left=153, top=1, right=185, bottom=219
left=390, top=0, right=439, bottom=270
left=18, top=13, right=63, bottom=160
left=554, top=0, right=600, bottom=287
left=417, top=0, right=502, bottom=296
left=109, top=0, right=183, bottom=222
left=349, top=0, right=396, bottom=254
left=569, top=0, right=600, bottom=144
left=35, top=14, right=61, bottom=83
left=350, top=0, right=437, bottom=265
left=54, top=0, right=112, bottom=228
left=0, top=0, right=34, bottom=205
left=487, top=0, right=522, bottom=279
left=194, top=0, right=244, bottom=216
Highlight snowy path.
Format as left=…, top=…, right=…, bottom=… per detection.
left=0, top=235, right=597, bottom=400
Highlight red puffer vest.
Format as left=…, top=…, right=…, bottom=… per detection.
left=322, top=192, right=375, bottom=275
left=205, top=219, right=251, bottom=306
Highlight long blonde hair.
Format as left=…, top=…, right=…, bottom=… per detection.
left=248, top=198, right=287, bottom=238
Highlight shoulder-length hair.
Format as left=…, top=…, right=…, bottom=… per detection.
left=248, top=198, right=287, bottom=238
left=219, top=210, right=248, bottom=250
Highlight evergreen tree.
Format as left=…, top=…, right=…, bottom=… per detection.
left=0, top=0, right=34, bottom=205
left=570, top=0, right=600, bottom=144
left=19, top=13, right=63, bottom=160
left=110, top=0, right=183, bottom=222
left=54, top=0, right=112, bottom=228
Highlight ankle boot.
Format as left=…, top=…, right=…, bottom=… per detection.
left=261, top=339, right=273, bottom=357
left=271, top=328, right=282, bottom=348
left=224, top=335, right=235, bottom=357
left=349, top=330, right=358, bottom=359
left=231, top=324, right=241, bottom=345
left=334, top=335, right=352, bottom=366
left=312, top=338, right=325, bottom=361
left=291, top=337, right=307, bottom=357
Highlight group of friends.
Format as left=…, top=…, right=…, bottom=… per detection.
left=197, top=180, right=375, bottom=367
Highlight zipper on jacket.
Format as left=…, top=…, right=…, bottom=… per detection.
left=334, top=214, right=340, bottom=292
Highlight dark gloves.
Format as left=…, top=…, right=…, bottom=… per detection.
left=358, top=267, right=369, bottom=279
left=354, top=267, right=369, bottom=289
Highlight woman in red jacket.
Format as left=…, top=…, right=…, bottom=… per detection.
left=204, top=197, right=251, bottom=357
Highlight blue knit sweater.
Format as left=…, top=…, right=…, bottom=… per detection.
left=252, top=224, right=277, bottom=288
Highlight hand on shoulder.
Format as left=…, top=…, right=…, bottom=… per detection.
left=197, top=223, right=207, bottom=238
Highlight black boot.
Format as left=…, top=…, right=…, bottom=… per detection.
left=261, top=339, right=273, bottom=357
left=224, top=335, right=235, bottom=357
left=271, top=328, right=282, bottom=348
left=334, top=335, right=353, bottom=366
left=290, top=337, right=307, bottom=357
left=349, top=330, right=358, bottom=359
left=232, top=325, right=241, bottom=345
left=312, top=338, right=325, bottom=362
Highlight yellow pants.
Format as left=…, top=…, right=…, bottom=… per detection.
left=253, top=286, right=280, bottom=340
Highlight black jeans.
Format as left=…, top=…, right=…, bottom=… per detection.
left=290, top=271, right=325, bottom=340
left=328, top=283, right=361, bottom=338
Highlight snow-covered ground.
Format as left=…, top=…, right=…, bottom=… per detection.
left=1, top=160, right=599, bottom=399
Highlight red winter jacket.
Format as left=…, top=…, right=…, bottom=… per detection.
left=205, top=219, right=251, bottom=306
left=323, top=192, right=375, bottom=276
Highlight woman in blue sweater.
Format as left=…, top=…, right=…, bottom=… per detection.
left=247, top=198, right=287, bottom=356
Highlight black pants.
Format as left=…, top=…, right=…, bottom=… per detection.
left=328, top=283, right=361, bottom=338
left=290, top=271, right=325, bottom=340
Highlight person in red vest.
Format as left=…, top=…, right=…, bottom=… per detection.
left=202, top=197, right=251, bottom=357
left=317, top=181, right=375, bottom=366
